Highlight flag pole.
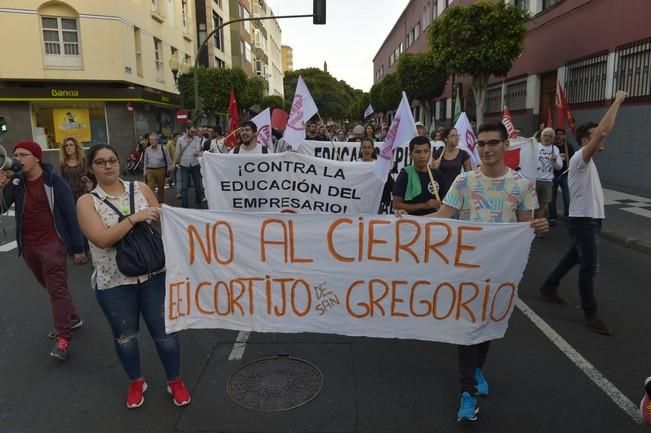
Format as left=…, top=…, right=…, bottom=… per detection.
left=426, top=165, right=441, bottom=202
left=316, top=112, right=340, bottom=160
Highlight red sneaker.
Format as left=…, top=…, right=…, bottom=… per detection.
left=642, top=377, right=651, bottom=425
left=126, top=378, right=147, bottom=409
left=49, top=337, right=69, bottom=361
left=167, top=378, right=191, bottom=406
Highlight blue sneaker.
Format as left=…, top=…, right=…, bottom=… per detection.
left=457, top=391, right=479, bottom=421
left=475, top=368, right=489, bottom=396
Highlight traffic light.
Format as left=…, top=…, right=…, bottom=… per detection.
left=0, top=117, right=7, bottom=135
left=313, top=0, right=326, bottom=25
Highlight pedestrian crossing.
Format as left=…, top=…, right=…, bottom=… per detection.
left=604, top=188, right=651, bottom=219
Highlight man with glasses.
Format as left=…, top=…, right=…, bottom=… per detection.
left=172, top=122, right=204, bottom=208
left=420, top=122, right=547, bottom=422
left=0, top=140, right=87, bottom=361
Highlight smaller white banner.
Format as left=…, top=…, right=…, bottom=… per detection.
left=201, top=151, right=384, bottom=214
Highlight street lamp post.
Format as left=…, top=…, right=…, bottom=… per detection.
left=192, top=14, right=318, bottom=121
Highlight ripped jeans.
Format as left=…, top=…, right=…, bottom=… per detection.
left=95, top=272, right=180, bottom=380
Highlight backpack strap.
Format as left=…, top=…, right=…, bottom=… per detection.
left=129, top=181, right=135, bottom=214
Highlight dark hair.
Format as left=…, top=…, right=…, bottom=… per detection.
left=241, top=120, right=257, bottom=133
left=575, top=122, right=598, bottom=145
left=409, top=135, right=431, bottom=152
left=554, top=128, right=566, bottom=134
left=86, top=144, right=119, bottom=167
left=360, top=137, right=374, bottom=147
left=184, top=121, right=194, bottom=131
left=477, top=122, right=508, bottom=141
left=214, top=126, right=223, bottom=135
left=442, top=127, right=457, bottom=141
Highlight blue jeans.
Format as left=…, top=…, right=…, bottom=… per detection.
left=549, top=174, right=570, bottom=220
left=544, top=218, right=601, bottom=318
left=180, top=164, right=204, bottom=208
left=95, top=272, right=180, bottom=380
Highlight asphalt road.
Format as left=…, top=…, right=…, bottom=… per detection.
left=1, top=210, right=649, bottom=433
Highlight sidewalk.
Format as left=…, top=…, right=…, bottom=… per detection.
left=600, top=188, right=651, bottom=254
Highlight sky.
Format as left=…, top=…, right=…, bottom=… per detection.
left=269, top=0, right=410, bottom=92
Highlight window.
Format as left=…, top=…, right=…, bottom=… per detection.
left=151, top=0, right=165, bottom=20
left=380, top=65, right=384, bottom=76
left=181, top=0, right=190, bottom=32
left=542, top=0, right=560, bottom=10
left=41, top=16, right=82, bottom=68
left=213, top=0, right=222, bottom=6
left=505, top=80, right=527, bottom=110
left=566, top=52, right=608, bottom=104
left=515, top=0, right=529, bottom=12
left=215, top=57, right=225, bottom=68
left=485, top=85, right=502, bottom=114
left=244, top=41, right=252, bottom=63
left=134, top=27, right=143, bottom=77
left=414, top=23, right=420, bottom=40
left=212, top=12, right=224, bottom=51
left=154, top=38, right=163, bottom=82
left=241, top=5, right=251, bottom=33
left=407, top=30, right=414, bottom=47
left=389, top=52, right=395, bottom=66
left=422, top=7, right=430, bottom=29
left=613, top=37, right=651, bottom=98
left=399, top=42, right=404, bottom=54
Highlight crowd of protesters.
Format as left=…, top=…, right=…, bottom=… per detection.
left=2, top=90, right=650, bottom=425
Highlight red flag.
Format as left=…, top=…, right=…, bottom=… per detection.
left=556, top=80, right=576, bottom=134
left=502, top=106, right=517, bottom=139
left=546, top=107, right=553, bottom=128
left=271, top=108, right=289, bottom=131
left=225, top=91, right=239, bottom=148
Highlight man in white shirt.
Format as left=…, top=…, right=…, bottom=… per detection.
left=230, top=121, right=268, bottom=154
left=540, top=90, right=628, bottom=336
left=535, top=128, right=563, bottom=220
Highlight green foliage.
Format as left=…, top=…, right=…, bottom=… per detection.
left=370, top=73, right=402, bottom=113
left=178, top=66, right=266, bottom=117
left=348, top=92, right=371, bottom=121
left=283, top=68, right=361, bottom=120
left=397, top=52, right=447, bottom=103
left=260, top=95, right=286, bottom=111
left=428, top=1, right=528, bottom=79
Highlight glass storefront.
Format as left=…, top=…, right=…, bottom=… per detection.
left=31, top=101, right=108, bottom=149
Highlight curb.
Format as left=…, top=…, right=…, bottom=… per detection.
left=600, top=228, right=651, bottom=256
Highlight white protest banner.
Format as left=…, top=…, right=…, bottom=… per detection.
left=506, top=136, right=538, bottom=181
left=201, top=151, right=384, bottom=214
left=454, top=112, right=480, bottom=168
left=282, top=76, right=318, bottom=149
left=251, top=108, right=272, bottom=149
left=374, top=92, right=417, bottom=180
left=161, top=207, right=535, bottom=344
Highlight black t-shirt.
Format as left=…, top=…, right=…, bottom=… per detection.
left=393, top=167, right=445, bottom=216
left=432, top=148, right=469, bottom=198
left=553, top=141, right=576, bottom=175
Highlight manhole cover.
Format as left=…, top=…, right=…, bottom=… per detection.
left=227, top=354, right=323, bottom=412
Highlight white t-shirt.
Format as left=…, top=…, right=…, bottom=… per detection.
left=568, top=147, right=604, bottom=219
left=230, top=143, right=264, bottom=154
left=536, top=142, right=562, bottom=182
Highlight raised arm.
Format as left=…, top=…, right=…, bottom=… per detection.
left=582, top=90, right=628, bottom=162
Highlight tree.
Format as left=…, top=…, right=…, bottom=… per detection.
left=178, top=67, right=265, bottom=119
left=428, top=1, right=528, bottom=125
left=283, top=68, right=360, bottom=120
left=369, top=73, right=401, bottom=115
left=348, top=92, right=371, bottom=122
left=397, top=52, right=447, bottom=126
left=260, top=95, right=286, bottom=111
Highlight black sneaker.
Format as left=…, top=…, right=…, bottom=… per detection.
left=48, top=317, right=83, bottom=339
left=49, top=337, right=69, bottom=361
left=539, top=286, right=568, bottom=304
left=586, top=317, right=612, bottom=336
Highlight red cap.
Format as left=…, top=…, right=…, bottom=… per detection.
left=14, top=140, right=43, bottom=161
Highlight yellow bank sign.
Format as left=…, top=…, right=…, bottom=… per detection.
left=51, top=89, right=79, bottom=97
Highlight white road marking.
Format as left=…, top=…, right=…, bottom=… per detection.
left=228, top=331, right=250, bottom=361
left=0, top=240, right=17, bottom=252
left=516, top=298, right=642, bottom=424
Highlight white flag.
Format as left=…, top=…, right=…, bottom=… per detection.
left=454, top=112, right=480, bottom=168
left=506, top=136, right=538, bottom=182
left=251, top=107, right=272, bottom=150
left=374, top=92, right=417, bottom=179
left=282, top=76, right=318, bottom=149
left=364, top=103, right=374, bottom=119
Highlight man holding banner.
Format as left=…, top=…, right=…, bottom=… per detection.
left=230, top=121, right=268, bottom=155
left=392, top=136, right=445, bottom=216
left=420, top=122, right=548, bottom=422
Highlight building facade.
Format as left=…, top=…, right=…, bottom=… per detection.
left=229, top=0, right=254, bottom=76
left=195, top=0, right=232, bottom=69
left=0, top=0, right=196, bottom=160
left=281, top=45, right=293, bottom=73
left=373, top=0, right=651, bottom=194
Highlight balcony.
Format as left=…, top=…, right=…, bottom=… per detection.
left=151, top=0, right=166, bottom=22
left=183, top=16, right=194, bottom=41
